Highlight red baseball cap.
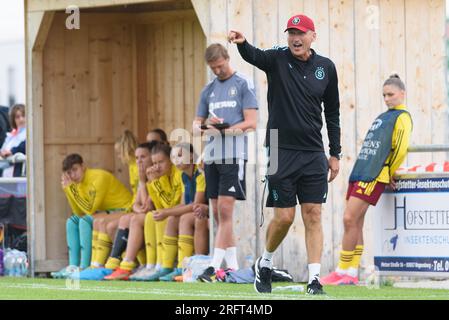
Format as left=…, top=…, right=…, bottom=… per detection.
left=284, top=14, right=315, bottom=33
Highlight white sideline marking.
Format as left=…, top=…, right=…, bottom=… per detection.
left=0, top=282, right=306, bottom=300
left=2, top=282, right=447, bottom=300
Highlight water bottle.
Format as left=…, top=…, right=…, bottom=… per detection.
left=183, top=255, right=212, bottom=282
left=3, top=249, right=14, bottom=276
left=272, top=285, right=305, bottom=292
left=15, top=252, right=27, bottom=277
left=11, top=250, right=19, bottom=277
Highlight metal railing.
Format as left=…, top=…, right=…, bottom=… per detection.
left=0, top=153, right=26, bottom=179
left=397, top=145, right=449, bottom=179
left=408, top=144, right=449, bottom=153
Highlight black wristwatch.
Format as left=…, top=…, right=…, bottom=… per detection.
left=332, top=153, right=343, bottom=160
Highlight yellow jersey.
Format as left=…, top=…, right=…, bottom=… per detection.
left=147, top=165, right=183, bottom=210
left=181, top=165, right=206, bottom=204
left=63, top=168, right=133, bottom=216
left=376, top=104, right=413, bottom=184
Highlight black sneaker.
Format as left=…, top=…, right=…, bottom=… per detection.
left=254, top=257, right=272, bottom=293
left=198, top=266, right=216, bottom=283
left=307, top=278, right=326, bottom=295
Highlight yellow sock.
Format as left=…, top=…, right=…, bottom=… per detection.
left=350, top=245, right=364, bottom=269
left=178, top=235, right=194, bottom=268
left=137, top=249, right=146, bottom=266
left=93, top=232, right=112, bottom=266
left=337, top=250, right=355, bottom=271
left=120, top=260, right=137, bottom=271
left=105, top=257, right=121, bottom=270
left=162, top=235, right=178, bottom=269
left=91, top=230, right=99, bottom=265
left=144, top=213, right=157, bottom=265
left=155, top=219, right=168, bottom=266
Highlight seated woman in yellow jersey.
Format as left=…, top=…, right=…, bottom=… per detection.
left=101, top=141, right=159, bottom=273
left=51, top=153, right=133, bottom=279
left=79, top=141, right=156, bottom=280
left=76, top=132, right=140, bottom=280
left=106, top=142, right=182, bottom=281
left=151, top=143, right=210, bottom=281
left=321, top=74, right=412, bottom=286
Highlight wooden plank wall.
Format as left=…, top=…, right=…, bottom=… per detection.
left=193, top=0, right=448, bottom=281
left=41, top=11, right=206, bottom=262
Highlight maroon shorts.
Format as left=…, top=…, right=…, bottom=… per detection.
left=346, top=180, right=387, bottom=206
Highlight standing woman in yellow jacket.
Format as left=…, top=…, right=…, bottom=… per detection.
left=321, top=74, right=413, bottom=286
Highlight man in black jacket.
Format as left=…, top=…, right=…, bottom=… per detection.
left=228, top=14, right=341, bottom=295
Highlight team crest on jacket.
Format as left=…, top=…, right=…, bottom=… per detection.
left=228, top=86, right=237, bottom=97
left=315, top=67, right=325, bottom=80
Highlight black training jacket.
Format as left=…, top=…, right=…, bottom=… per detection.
left=237, top=40, right=341, bottom=158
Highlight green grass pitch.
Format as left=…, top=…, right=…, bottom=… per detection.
left=0, top=277, right=448, bottom=300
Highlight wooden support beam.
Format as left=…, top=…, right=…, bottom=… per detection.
left=25, top=9, right=55, bottom=275
left=26, top=0, right=161, bottom=12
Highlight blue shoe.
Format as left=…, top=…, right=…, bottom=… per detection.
left=76, top=267, right=113, bottom=281
left=159, top=268, right=183, bottom=281
left=147, top=268, right=174, bottom=282
left=51, top=266, right=79, bottom=279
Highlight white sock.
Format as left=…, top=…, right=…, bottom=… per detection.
left=211, top=248, right=226, bottom=269
left=145, top=264, right=155, bottom=270
left=335, top=267, right=347, bottom=275
left=260, top=249, right=274, bottom=269
left=308, top=263, right=321, bottom=284
left=224, top=247, right=239, bottom=270
left=347, top=267, right=358, bottom=278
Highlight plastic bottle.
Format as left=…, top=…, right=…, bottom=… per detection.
left=3, top=249, right=14, bottom=276
left=11, top=250, right=19, bottom=277
left=272, top=285, right=305, bottom=292
left=15, top=251, right=28, bottom=277
left=183, top=255, right=212, bottom=282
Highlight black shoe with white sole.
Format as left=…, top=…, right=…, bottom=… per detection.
left=254, top=257, right=272, bottom=293
left=197, top=266, right=216, bottom=283
left=307, top=278, right=326, bottom=295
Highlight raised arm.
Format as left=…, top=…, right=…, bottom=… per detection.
left=228, top=30, right=276, bottom=72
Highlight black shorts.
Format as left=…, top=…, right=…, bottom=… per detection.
left=266, top=149, right=328, bottom=208
left=204, top=159, right=246, bottom=200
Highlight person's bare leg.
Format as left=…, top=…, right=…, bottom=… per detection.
left=164, top=216, right=180, bottom=237
left=179, top=213, right=195, bottom=236
left=118, top=214, right=133, bottom=229
left=342, top=197, right=370, bottom=251
left=301, top=204, right=323, bottom=264
left=124, top=213, right=146, bottom=262
left=265, top=207, right=296, bottom=251
left=215, top=196, right=236, bottom=249
left=204, top=196, right=236, bottom=271
left=194, top=218, right=209, bottom=255
left=104, top=212, right=127, bottom=240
